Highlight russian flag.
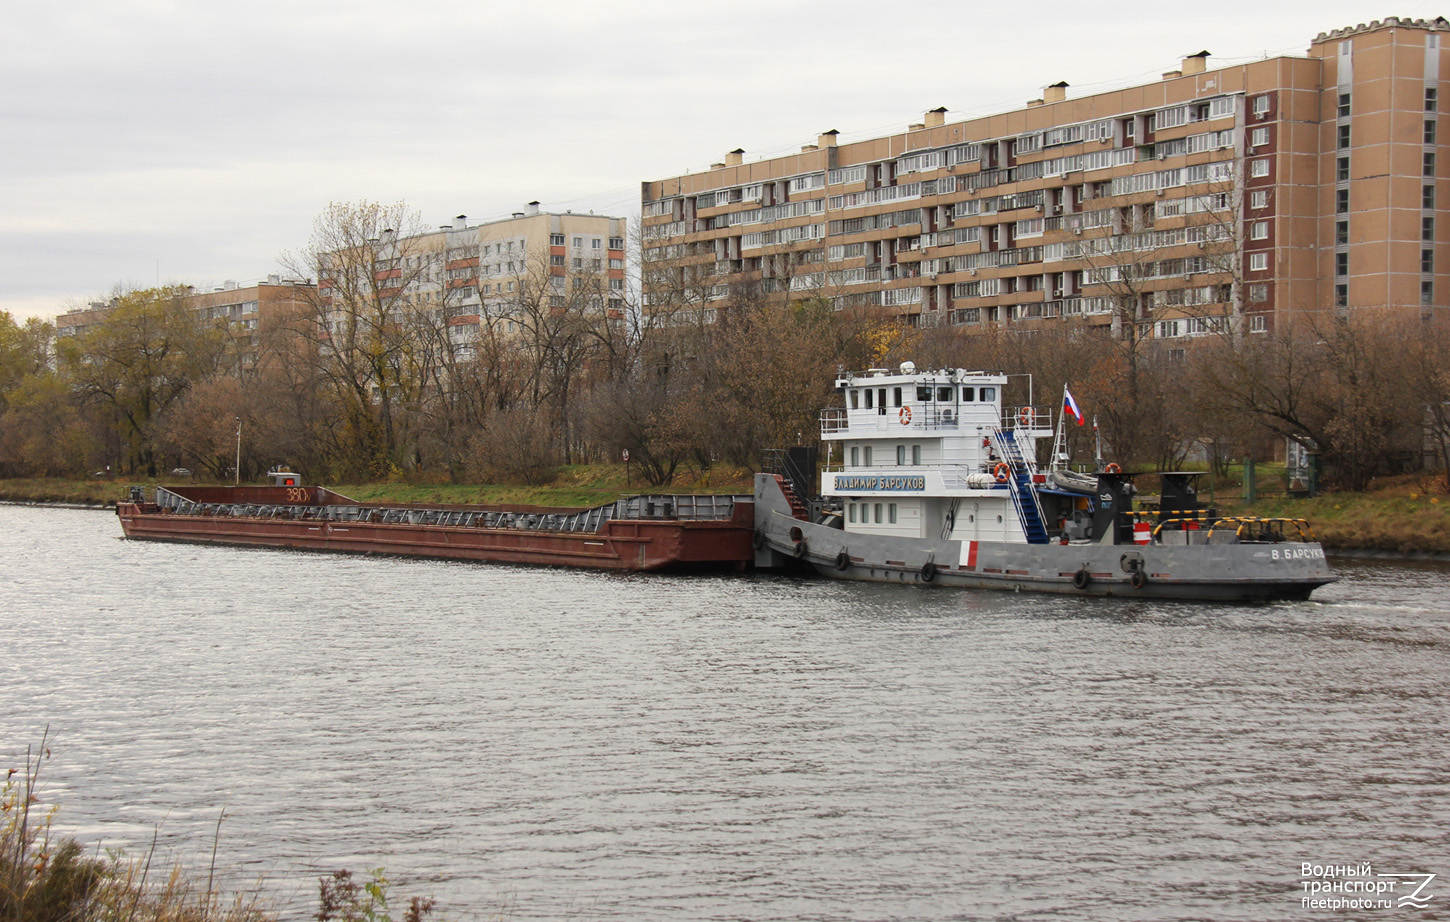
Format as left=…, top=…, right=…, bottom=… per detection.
left=1063, top=386, right=1085, bottom=426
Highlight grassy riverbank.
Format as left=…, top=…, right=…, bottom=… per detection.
left=4, top=466, right=1447, bottom=555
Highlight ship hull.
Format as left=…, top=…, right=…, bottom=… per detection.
left=116, top=488, right=754, bottom=573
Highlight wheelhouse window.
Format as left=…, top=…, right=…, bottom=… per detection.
left=850, top=389, right=859, bottom=409
left=962, top=387, right=975, bottom=401
left=893, top=387, right=902, bottom=406
left=980, top=386, right=996, bottom=401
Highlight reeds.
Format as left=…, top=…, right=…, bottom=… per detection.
left=2, top=732, right=274, bottom=922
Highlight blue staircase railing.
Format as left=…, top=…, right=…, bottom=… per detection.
left=994, top=430, right=1051, bottom=544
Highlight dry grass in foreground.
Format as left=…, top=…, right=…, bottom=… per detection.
left=3, top=735, right=458, bottom=922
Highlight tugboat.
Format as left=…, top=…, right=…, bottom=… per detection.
left=752, top=364, right=1336, bottom=601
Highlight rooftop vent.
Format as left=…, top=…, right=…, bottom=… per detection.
left=1043, top=82, right=1069, bottom=104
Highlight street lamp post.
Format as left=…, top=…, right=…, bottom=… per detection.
left=235, top=417, right=242, bottom=486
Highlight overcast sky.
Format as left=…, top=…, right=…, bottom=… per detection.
left=1, top=1, right=1433, bottom=320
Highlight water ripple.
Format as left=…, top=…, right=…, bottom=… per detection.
left=1, top=507, right=1446, bottom=921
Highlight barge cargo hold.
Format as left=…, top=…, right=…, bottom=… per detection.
left=116, top=477, right=754, bottom=572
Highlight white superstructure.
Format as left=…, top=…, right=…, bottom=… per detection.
left=820, top=364, right=1057, bottom=545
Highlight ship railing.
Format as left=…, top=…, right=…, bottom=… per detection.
left=1204, top=516, right=1317, bottom=544
left=820, top=406, right=987, bottom=434
left=1008, top=405, right=1055, bottom=432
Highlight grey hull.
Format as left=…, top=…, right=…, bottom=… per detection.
left=754, top=476, right=1336, bottom=603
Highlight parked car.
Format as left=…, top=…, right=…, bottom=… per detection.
left=170, top=467, right=192, bottom=479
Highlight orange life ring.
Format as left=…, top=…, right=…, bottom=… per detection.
left=899, top=406, right=912, bottom=425
left=1104, top=462, right=1122, bottom=474
left=1018, top=407, right=1033, bottom=427
left=993, top=462, right=1011, bottom=483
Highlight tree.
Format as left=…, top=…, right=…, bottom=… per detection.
left=281, top=201, right=437, bottom=479
left=59, top=287, right=225, bottom=476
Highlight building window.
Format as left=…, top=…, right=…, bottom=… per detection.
left=609, top=258, right=623, bottom=269
left=1158, top=319, right=1181, bottom=338
left=1337, top=125, right=1351, bottom=149
left=1251, top=221, right=1269, bottom=241
left=1252, top=127, right=1270, bottom=147
left=550, top=254, right=564, bottom=266
left=1336, top=221, right=1349, bottom=246
left=609, top=237, right=624, bottom=249
left=1336, top=189, right=1350, bottom=214
left=1428, top=87, right=1439, bottom=112
left=1250, top=314, right=1268, bottom=333
left=1249, top=283, right=1269, bottom=302
left=1423, top=249, right=1435, bottom=273
left=1334, top=283, right=1348, bottom=308
left=550, top=234, right=564, bottom=246
left=1338, top=93, right=1351, bottom=118
left=1425, top=185, right=1437, bottom=209
left=1424, top=217, right=1436, bottom=241
left=1337, top=156, right=1350, bottom=182
left=572, top=236, right=583, bottom=247
left=1249, top=253, right=1269, bottom=272
left=1253, top=95, right=1270, bottom=115
left=1426, top=120, right=1438, bottom=144
left=1335, top=252, right=1348, bottom=277
left=1422, top=280, right=1434, bottom=306
left=1251, top=190, right=1269, bottom=209
left=1251, top=159, right=1270, bottom=178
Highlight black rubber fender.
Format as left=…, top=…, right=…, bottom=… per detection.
left=921, top=561, right=937, bottom=582
left=793, top=539, right=808, bottom=559
left=834, top=550, right=851, bottom=571
left=1130, top=569, right=1149, bottom=590
left=1072, top=568, right=1092, bottom=591
left=753, top=530, right=767, bottom=550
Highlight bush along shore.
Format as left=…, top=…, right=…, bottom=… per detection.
left=2, top=738, right=453, bottom=922
left=3, top=466, right=1448, bottom=557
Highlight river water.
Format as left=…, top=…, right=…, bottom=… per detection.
left=1, top=505, right=1446, bottom=921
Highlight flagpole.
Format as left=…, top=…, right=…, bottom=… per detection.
left=1051, top=384, right=1068, bottom=471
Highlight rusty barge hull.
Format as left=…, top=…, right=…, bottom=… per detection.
left=115, top=486, right=754, bottom=572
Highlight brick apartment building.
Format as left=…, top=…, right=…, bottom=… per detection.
left=641, top=17, right=1450, bottom=339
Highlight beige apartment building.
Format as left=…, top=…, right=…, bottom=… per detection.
left=320, top=206, right=628, bottom=361
left=641, top=17, right=1450, bottom=338
left=55, top=277, right=315, bottom=373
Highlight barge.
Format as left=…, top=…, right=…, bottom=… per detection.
left=752, top=364, right=1337, bottom=601
left=116, top=474, right=754, bottom=572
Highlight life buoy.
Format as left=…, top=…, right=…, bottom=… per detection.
left=1018, top=407, right=1033, bottom=427
left=1130, top=569, right=1148, bottom=590
left=793, top=539, right=808, bottom=559
left=993, top=462, right=1011, bottom=483
left=899, top=406, right=912, bottom=425
left=1104, top=462, right=1122, bottom=474
left=921, top=561, right=937, bottom=582
left=835, top=550, right=851, bottom=571
left=1072, top=568, right=1092, bottom=590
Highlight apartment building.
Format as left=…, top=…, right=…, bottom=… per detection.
left=321, top=206, right=628, bottom=361
left=641, top=17, right=1450, bottom=338
left=55, top=277, right=315, bottom=373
